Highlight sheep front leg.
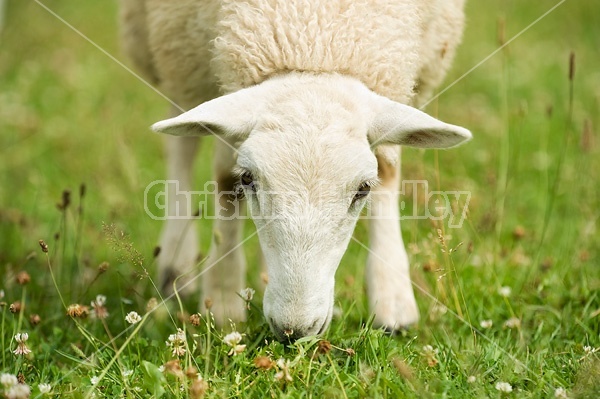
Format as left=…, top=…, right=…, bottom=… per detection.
left=158, top=134, right=200, bottom=296
left=367, top=148, right=419, bottom=330
left=201, top=139, right=247, bottom=326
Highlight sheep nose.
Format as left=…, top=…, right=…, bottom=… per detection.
left=270, top=323, right=306, bottom=342
left=268, top=317, right=324, bottom=342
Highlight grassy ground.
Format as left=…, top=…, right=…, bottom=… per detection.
left=1, top=0, right=599, bottom=398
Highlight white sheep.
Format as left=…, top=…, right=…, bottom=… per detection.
left=120, top=0, right=470, bottom=341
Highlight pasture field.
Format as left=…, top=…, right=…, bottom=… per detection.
left=0, top=1, right=599, bottom=398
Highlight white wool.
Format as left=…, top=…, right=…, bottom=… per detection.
left=121, top=0, right=465, bottom=107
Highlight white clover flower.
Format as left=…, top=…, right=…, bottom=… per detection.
left=240, top=288, right=255, bottom=302
left=90, top=295, right=109, bottom=320
left=498, top=286, right=512, bottom=297
left=467, top=375, right=476, bottom=383
left=554, top=387, right=568, bottom=398
left=274, top=358, right=293, bottom=382
left=421, top=345, right=439, bottom=367
left=223, top=331, right=243, bottom=347
left=503, top=317, right=521, bottom=329
left=223, top=331, right=245, bottom=356
left=480, top=319, right=493, bottom=329
left=495, top=381, right=513, bottom=393
left=90, top=376, right=100, bottom=386
left=1, top=373, right=18, bottom=387
left=125, top=311, right=142, bottom=325
left=94, top=295, right=107, bottom=306
left=166, top=328, right=187, bottom=357
left=6, top=383, right=31, bottom=399
left=13, top=333, right=32, bottom=356
left=121, top=369, right=133, bottom=378
left=38, top=383, right=52, bottom=394
left=230, top=344, right=246, bottom=356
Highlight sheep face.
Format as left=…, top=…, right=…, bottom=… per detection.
left=152, top=73, right=471, bottom=340
left=235, top=106, right=379, bottom=340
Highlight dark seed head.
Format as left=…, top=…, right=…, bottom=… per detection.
left=39, top=240, right=49, bottom=253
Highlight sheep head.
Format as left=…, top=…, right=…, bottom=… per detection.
left=152, top=73, right=471, bottom=341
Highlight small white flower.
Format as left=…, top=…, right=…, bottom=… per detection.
left=422, top=345, right=438, bottom=355
left=583, top=346, right=598, bottom=354
left=229, top=344, right=246, bottom=356
left=125, top=311, right=142, bottom=325
left=121, top=369, right=133, bottom=378
left=166, top=328, right=187, bottom=357
left=480, top=319, right=493, bottom=329
left=239, top=288, right=255, bottom=302
left=274, top=358, right=293, bottom=382
left=1, top=373, right=18, bottom=387
left=38, top=383, right=52, bottom=394
left=503, top=317, right=521, bottom=329
left=6, top=383, right=31, bottom=399
left=467, top=375, right=476, bottom=383
left=554, top=387, right=568, bottom=398
left=498, top=286, right=512, bottom=297
left=94, top=295, right=107, bottom=306
left=495, top=381, right=513, bottom=393
left=14, top=333, right=29, bottom=343
left=223, top=331, right=245, bottom=356
left=158, top=366, right=165, bottom=373
left=90, top=376, right=100, bottom=386
left=13, top=333, right=32, bottom=356
left=223, top=331, right=243, bottom=347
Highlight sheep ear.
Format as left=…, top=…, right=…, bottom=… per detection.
left=367, top=97, right=471, bottom=149
left=151, top=85, right=265, bottom=137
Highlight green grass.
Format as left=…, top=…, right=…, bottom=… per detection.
left=1, top=1, right=599, bottom=398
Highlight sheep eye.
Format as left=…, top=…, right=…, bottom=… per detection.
left=353, top=182, right=371, bottom=202
left=240, top=171, right=256, bottom=191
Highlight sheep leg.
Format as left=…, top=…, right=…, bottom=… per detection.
left=157, top=129, right=200, bottom=296
left=201, top=139, right=247, bottom=326
left=367, top=148, right=419, bottom=330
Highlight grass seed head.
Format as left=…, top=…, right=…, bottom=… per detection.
left=9, top=301, right=22, bottom=314
left=16, top=271, right=30, bottom=285
left=57, top=189, right=71, bottom=210
left=189, top=313, right=201, bottom=326
left=98, top=261, right=109, bottom=273
left=392, top=358, right=415, bottom=381
left=569, top=51, right=575, bottom=81
left=163, top=359, right=184, bottom=379
left=190, top=378, right=208, bottom=399
left=66, top=304, right=89, bottom=318
left=185, top=366, right=198, bottom=379
left=38, top=240, right=49, bottom=253
left=317, top=340, right=332, bottom=354
left=512, top=226, right=526, bottom=240
left=254, top=356, right=274, bottom=370
left=29, top=314, right=41, bottom=326
left=146, top=297, right=158, bottom=313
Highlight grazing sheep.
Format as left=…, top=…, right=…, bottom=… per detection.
left=120, top=0, right=470, bottom=341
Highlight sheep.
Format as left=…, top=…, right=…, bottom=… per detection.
left=120, top=0, right=470, bottom=341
